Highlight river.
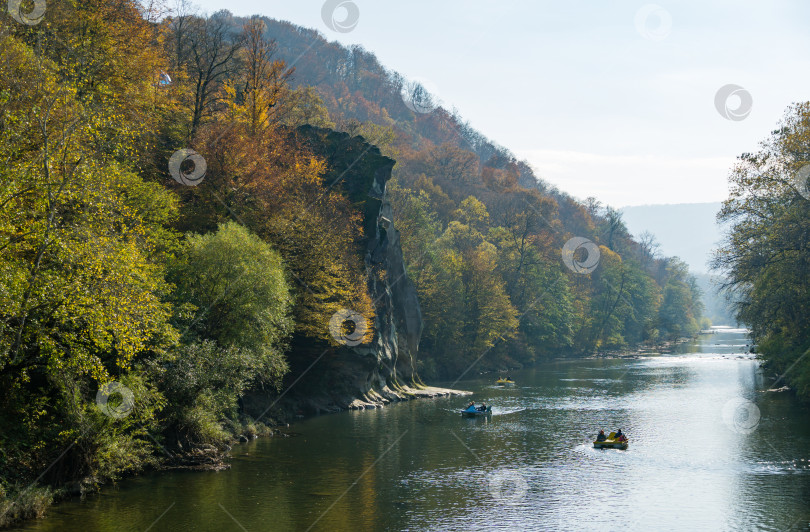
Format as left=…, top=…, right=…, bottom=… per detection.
left=15, top=327, right=810, bottom=531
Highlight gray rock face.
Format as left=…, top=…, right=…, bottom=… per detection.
left=243, top=128, right=428, bottom=418
left=310, top=129, right=430, bottom=408
left=352, top=159, right=425, bottom=406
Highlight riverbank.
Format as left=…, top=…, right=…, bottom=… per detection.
left=0, top=334, right=724, bottom=529
left=20, top=329, right=805, bottom=531
left=0, top=384, right=470, bottom=530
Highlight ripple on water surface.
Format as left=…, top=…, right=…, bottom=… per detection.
left=12, top=329, right=810, bottom=532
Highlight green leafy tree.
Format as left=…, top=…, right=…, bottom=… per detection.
left=0, top=27, right=179, bottom=500
left=170, top=221, right=293, bottom=387
left=657, top=259, right=702, bottom=339
left=715, top=103, right=810, bottom=397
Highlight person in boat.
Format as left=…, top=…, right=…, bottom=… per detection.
left=615, top=429, right=627, bottom=442
left=477, top=402, right=487, bottom=412
left=596, top=430, right=607, bottom=442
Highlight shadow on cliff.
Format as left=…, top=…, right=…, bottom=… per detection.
left=242, top=126, right=426, bottom=419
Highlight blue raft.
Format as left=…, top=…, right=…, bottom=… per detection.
left=460, top=405, right=492, bottom=417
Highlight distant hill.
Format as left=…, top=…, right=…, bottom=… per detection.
left=620, top=202, right=724, bottom=274
left=620, top=202, right=738, bottom=325
left=693, top=272, right=738, bottom=326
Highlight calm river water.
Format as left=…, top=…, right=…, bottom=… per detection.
left=15, top=327, right=810, bottom=531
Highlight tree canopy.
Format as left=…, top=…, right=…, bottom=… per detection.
left=0, top=3, right=707, bottom=526
left=715, top=102, right=810, bottom=399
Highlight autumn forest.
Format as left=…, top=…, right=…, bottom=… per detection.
left=0, top=1, right=715, bottom=526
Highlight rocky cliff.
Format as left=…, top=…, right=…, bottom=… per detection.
left=244, top=127, right=463, bottom=419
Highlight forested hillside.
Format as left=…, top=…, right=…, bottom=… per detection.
left=0, top=2, right=704, bottom=526
left=715, top=103, right=810, bottom=399
left=217, top=11, right=707, bottom=376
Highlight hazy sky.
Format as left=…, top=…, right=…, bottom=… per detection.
left=190, top=0, right=810, bottom=207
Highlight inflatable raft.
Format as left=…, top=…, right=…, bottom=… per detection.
left=461, top=405, right=492, bottom=417
left=593, top=432, right=628, bottom=450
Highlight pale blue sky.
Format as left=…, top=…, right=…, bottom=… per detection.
left=190, top=0, right=810, bottom=206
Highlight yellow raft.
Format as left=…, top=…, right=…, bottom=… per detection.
left=496, top=378, right=515, bottom=386
left=593, top=431, right=628, bottom=450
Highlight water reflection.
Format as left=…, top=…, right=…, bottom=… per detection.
left=15, top=329, right=810, bottom=531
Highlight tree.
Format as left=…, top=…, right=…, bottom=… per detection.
left=715, top=103, right=810, bottom=397
left=410, top=220, right=518, bottom=375
left=657, top=259, right=702, bottom=339
left=170, top=221, right=293, bottom=387
left=429, top=143, right=479, bottom=182
left=157, top=341, right=267, bottom=448
left=638, top=231, right=661, bottom=268
left=452, top=196, right=490, bottom=232
left=232, top=17, right=294, bottom=135
left=282, top=86, right=335, bottom=129
left=165, top=0, right=199, bottom=71
left=0, top=26, right=179, bottom=495
left=601, top=206, right=628, bottom=252
left=386, top=179, right=441, bottom=282
left=585, top=197, right=602, bottom=217
left=184, top=14, right=242, bottom=137
left=0, top=31, right=178, bottom=384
